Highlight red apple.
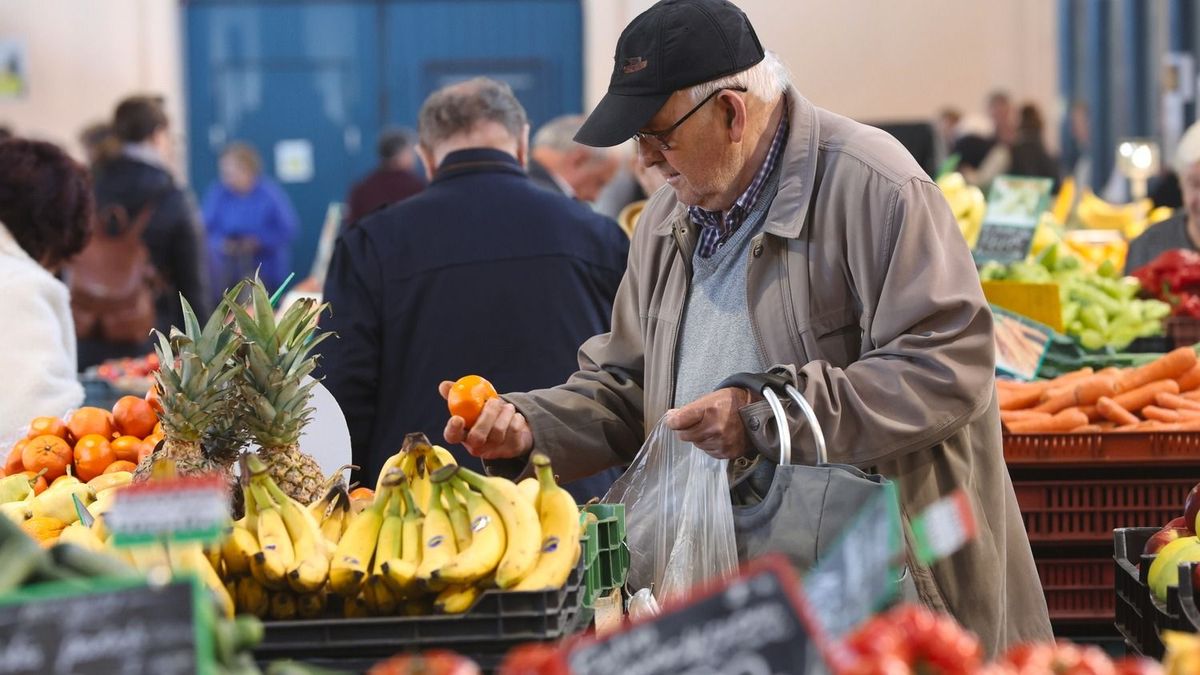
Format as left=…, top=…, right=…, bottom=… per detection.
left=1185, top=483, right=1200, bottom=532
left=1145, top=527, right=1192, bottom=555
left=1167, top=516, right=1191, bottom=529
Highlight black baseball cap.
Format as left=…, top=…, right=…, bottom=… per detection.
left=574, top=0, right=765, bottom=148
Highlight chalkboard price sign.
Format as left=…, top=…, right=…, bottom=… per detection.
left=971, top=175, right=1054, bottom=266
left=0, top=577, right=213, bottom=675
left=972, top=223, right=1038, bottom=265
left=566, top=556, right=829, bottom=675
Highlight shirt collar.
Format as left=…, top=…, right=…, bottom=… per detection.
left=121, top=142, right=168, bottom=170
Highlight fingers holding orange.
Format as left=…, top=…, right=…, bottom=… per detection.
left=447, top=375, right=498, bottom=428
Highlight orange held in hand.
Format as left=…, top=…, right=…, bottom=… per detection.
left=113, top=396, right=158, bottom=439
left=67, top=407, right=116, bottom=441
left=447, top=375, right=498, bottom=429
left=22, top=435, right=72, bottom=481
left=74, top=434, right=116, bottom=482
left=26, top=417, right=69, bottom=441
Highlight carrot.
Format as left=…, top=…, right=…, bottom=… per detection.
left=1049, top=368, right=1095, bottom=386
left=1178, top=362, right=1200, bottom=391
left=1006, top=409, right=1091, bottom=434
left=1111, top=379, right=1181, bottom=413
left=1096, top=421, right=1117, bottom=430
left=1172, top=417, right=1200, bottom=432
left=1032, top=375, right=1117, bottom=413
left=1117, top=348, right=1199, bottom=393
left=1096, top=396, right=1140, bottom=426
left=1000, top=388, right=1044, bottom=411
left=1001, top=410, right=1052, bottom=424
left=1184, top=390, right=1200, bottom=401
left=1155, top=392, right=1200, bottom=412
left=1071, top=424, right=1103, bottom=433
left=1143, top=405, right=1182, bottom=423
left=1080, top=405, right=1100, bottom=421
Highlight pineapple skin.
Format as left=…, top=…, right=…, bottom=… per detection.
left=260, top=444, right=324, bottom=505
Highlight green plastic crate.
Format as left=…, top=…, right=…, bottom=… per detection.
left=580, top=516, right=601, bottom=606
left=583, top=504, right=629, bottom=601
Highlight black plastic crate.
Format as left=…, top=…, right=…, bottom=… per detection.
left=1114, top=527, right=1162, bottom=658
left=256, top=558, right=586, bottom=667
left=1178, top=561, right=1200, bottom=632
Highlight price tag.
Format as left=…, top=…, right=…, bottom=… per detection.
left=802, top=481, right=903, bottom=638
left=992, top=305, right=1052, bottom=381
left=0, top=577, right=215, bottom=675
left=566, top=555, right=832, bottom=675
left=106, top=476, right=229, bottom=548
left=910, top=489, right=978, bottom=566
left=972, top=175, right=1054, bottom=265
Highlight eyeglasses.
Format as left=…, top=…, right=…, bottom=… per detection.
left=632, top=86, right=748, bottom=151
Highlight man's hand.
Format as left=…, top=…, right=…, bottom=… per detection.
left=439, top=381, right=533, bottom=460
left=665, top=387, right=753, bottom=459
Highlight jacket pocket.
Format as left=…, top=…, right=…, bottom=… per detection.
left=799, top=306, right=862, bottom=369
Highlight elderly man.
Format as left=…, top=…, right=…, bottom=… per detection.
left=316, top=78, right=628, bottom=502
left=442, top=0, right=1051, bottom=654
left=1126, top=120, right=1200, bottom=273
left=528, top=114, right=620, bottom=202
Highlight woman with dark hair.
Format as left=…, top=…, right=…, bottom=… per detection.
left=1009, top=103, right=1060, bottom=184
left=0, top=139, right=93, bottom=435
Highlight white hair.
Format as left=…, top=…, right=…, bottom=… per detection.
left=1176, top=120, right=1200, bottom=174
left=533, top=114, right=614, bottom=163
left=687, top=51, right=791, bottom=104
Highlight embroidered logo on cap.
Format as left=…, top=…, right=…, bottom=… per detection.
left=622, top=57, right=648, bottom=74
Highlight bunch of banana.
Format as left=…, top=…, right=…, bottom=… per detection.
left=380, top=432, right=458, bottom=513
left=1075, top=190, right=1153, bottom=239
left=936, top=172, right=986, bottom=248
left=1165, top=630, right=1200, bottom=675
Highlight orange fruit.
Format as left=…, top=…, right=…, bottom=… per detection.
left=112, top=396, right=158, bottom=439
left=447, top=375, right=498, bottom=428
left=5, top=439, right=27, bottom=475
left=20, top=470, right=48, bottom=495
left=26, top=417, right=69, bottom=441
left=21, top=435, right=72, bottom=481
left=73, top=434, right=116, bottom=482
left=349, top=486, right=375, bottom=501
left=104, top=460, right=137, bottom=474
left=110, top=435, right=144, bottom=463
left=67, top=407, right=116, bottom=441
left=145, top=384, right=163, bottom=413
left=137, top=440, right=155, bottom=465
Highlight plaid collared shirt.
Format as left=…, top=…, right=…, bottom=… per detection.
left=688, top=103, right=790, bottom=259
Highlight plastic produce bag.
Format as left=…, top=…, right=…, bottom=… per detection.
left=604, top=416, right=738, bottom=602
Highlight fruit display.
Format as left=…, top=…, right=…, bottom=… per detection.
left=937, top=171, right=986, bottom=247
left=90, top=352, right=160, bottom=394
left=980, top=243, right=1171, bottom=351
left=1131, top=249, right=1200, bottom=320
left=998, top=348, right=1200, bottom=433
left=1075, top=190, right=1162, bottom=240
left=218, top=432, right=582, bottom=620
left=839, top=603, right=1161, bottom=675
left=1136, top=481, right=1200, bottom=604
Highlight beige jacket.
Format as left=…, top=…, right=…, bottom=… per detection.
left=500, top=89, right=1052, bottom=654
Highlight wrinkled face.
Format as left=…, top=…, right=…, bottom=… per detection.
left=1183, top=161, right=1200, bottom=229
left=570, top=155, right=620, bottom=202
left=219, top=155, right=256, bottom=194
left=635, top=91, right=742, bottom=210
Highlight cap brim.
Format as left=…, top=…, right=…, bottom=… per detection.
left=574, top=90, right=673, bottom=147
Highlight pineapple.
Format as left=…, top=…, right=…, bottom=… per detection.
left=134, top=295, right=244, bottom=483
left=226, top=278, right=331, bottom=504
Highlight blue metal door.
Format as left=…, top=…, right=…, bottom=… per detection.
left=185, top=1, right=382, bottom=285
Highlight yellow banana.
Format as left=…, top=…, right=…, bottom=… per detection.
left=307, top=485, right=336, bottom=523
left=236, top=577, right=269, bottom=618
left=517, top=478, right=539, bottom=506
left=221, top=525, right=259, bottom=578
left=253, top=471, right=330, bottom=595
left=343, top=593, right=370, bottom=618
left=297, top=591, right=327, bottom=619
left=249, top=483, right=293, bottom=588
left=169, top=540, right=235, bottom=619
left=431, top=445, right=457, bottom=468
left=415, top=481, right=458, bottom=590
left=446, top=488, right=473, bottom=551
left=270, top=591, right=297, bottom=621
left=329, top=472, right=399, bottom=596
left=320, top=491, right=348, bottom=545
left=431, top=476, right=506, bottom=586
left=381, top=482, right=422, bottom=596
left=455, top=467, right=541, bottom=588
left=513, top=453, right=581, bottom=591
left=361, top=575, right=398, bottom=616
left=124, top=540, right=172, bottom=576
left=434, top=583, right=480, bottom=614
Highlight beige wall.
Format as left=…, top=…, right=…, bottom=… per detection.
left=0, top=0, right=183, bottom=167
left=583, top=0, right=1060, bottom=147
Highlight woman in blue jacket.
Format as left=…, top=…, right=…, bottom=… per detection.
left=202, top=142, right=298, bottom=298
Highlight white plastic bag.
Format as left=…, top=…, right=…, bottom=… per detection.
left=603, top=415, right=738, bottom=602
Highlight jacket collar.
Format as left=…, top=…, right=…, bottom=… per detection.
left=651, top=86, right=820, bottom=240
left=432, top=148, right=526, bottom=184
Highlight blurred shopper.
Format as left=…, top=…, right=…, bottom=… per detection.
left=0, top=125, right=11, bottom=142
left=937, top=106, right=963, bottom=158
left=315, top=77, right=628, bottom=502
left=1126, top=121, right=1200, bottom=274
left=78, top=121, right=120, bottom=174
left=528, top=114, right=621, bottom=202
left=0, top=139, right=92, bottom=431
left=616, top=148, right=668, bottom=237
left=345, top=127, right=425, bottom=227
left=443, top=0, right=1051, bottom=654
left=1009, top=103, right=1059, bottom=184
left=76, top=95, right=208, bottom=369
left=954, top=90, right=1015, bottom=188
left=202, top=142, right=299, bottom=298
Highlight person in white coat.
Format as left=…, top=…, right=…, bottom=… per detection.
left=0, top=139, right=93, bottom=442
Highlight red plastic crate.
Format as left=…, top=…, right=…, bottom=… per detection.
left=1035, top=558, right=1114, bottom=620
left=1015, top=479, right=1196, bottom=543
left=1004, top=431, right=1200, bottom=467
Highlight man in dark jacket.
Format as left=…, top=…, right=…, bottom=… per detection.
left=344, top=127, right=425, bottom=227
left=78, top=95, right=209, bottom=368
left=315, top=78, right=629, bottom=501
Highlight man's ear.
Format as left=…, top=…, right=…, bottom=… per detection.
left=417, top=145, right=438, bottom=182
left=720, top=91, right=749, bottom=144
left=516, top=124, right=531, bottom=168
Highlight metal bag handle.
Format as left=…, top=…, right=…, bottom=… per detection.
left=715, top=370, right=828, bottom=466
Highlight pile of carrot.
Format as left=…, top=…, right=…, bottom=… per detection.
left=999, top=347, right=1200, bottom=434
